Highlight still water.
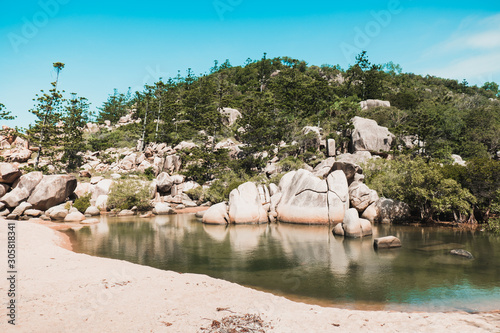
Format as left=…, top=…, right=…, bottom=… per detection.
left=70, top=214, right=500, bottom=312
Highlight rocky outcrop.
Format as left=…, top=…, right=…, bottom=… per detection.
left=1, top=171, right=43, bottom=208
left=351, top=116, right=395, bottom=153
left=276, top=169, right=348, bottom=224
left=359, top=99, right=390, bottom=110
left=156, top=172, right=174, bottom=193
left=28, top=175, right=77, bottom=211
left=202, top=202, right=229, bottom=225
left=228, top=182, right=268, bottom=224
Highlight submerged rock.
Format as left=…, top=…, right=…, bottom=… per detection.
left=450, top=249, right=474, bottom=259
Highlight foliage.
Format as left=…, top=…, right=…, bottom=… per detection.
left=107, top=179, right=152, bottom=211
left=0, top=103, right=15, bottom=121
left=364, top=156, right=476, bottom=222
left=73, top=193, right=91, bottom=213
left=87, top=126, right=139, bottom=151
left=180, top=145, right=232, bottom=184
left=96, top=89, right=132, bottom=124
left=144, top=167, right=155, bottom=181
left=485, top=217, right=500, bottom=233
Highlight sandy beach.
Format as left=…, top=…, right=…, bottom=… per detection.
left=1, top=219, right=499, bottom=332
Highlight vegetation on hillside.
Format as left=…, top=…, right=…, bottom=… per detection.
left=2, top=52, right=500, bottom=224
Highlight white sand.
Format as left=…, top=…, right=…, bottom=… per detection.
left=1, top=220, right=499, bottom=332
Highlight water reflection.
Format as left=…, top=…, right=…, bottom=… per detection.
left=70, top=214, right=500, bottom=312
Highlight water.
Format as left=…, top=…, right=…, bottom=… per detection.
left=69, top=214, right=500, bottom=312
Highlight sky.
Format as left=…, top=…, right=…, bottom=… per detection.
left=1, top=0, right=500, bottom=129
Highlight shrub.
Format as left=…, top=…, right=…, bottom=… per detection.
left=485, top=217, right=500, bottom=233
left=73, top=193, right=91, bottom=213
left=107, top=179, right=152, bottom=211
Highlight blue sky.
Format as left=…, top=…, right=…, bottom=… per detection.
left=1, top=0, right=499, bottom=129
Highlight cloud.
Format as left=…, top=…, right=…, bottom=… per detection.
left=421, top=14, right=500, bottom=84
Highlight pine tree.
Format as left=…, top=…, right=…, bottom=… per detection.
left=27, top=62, right=65, bottom=169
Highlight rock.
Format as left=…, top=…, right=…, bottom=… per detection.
left=163, top=155, right=181, bottom=173
left=156, top=172, right=174, bottom=193
left=1, top=172, right=43, bottom=208
left=9, top=201, right=32, bottom=218
left=361, top=202, right=380, bottom=223
left=24, top=209, right=42, bottom=217
left=120, top=153, right=137, bottom=170
left=110, top=173, right=121, bottom=179
left=118, top=209, right=135, bottom=216
left=349, top=182, right=379, bottom=213
left=0, top=163, right=22, bottom=184
left=28, top=175, right=77, bottom=211
left=64, top=211, right=86, bottom=222
left=95, top=195, right=108, bottom=211
left=332, top=223, right=344, bottom=236
left=174, top=141, right=196, bottom=151
left=228, top=182, right=269, bottom=224
left=202, top=202, right=229, bottom=225
left=312, top=157, right=336, bottom=178
left=183, top=181, right=200, bottom=192
left=220, top=107, right=242, bottom=126
left=0, top=183, right=10, bottom=197
left=269, top=183, right=279, bottom=196
left=359, top=99, right=391, bottom=110
left=451, top=154, right=466, bottom=167
left=326, top=138, right=336, bottom=157
left=80, top=218, right=99, bottom=225
left=450, top=249, right=474, bottom=259
left=140, top=212, right=154, bottom=218
left=336, top=151, right=374, bottom=167
left=195, top=211, right=205, bottom=218
left=85, top=206, right=100, bottom=216
left=343, top=208, right=363, bottom=238
left=171, top=174, right=185, bottom=185
left=312, top=157, right=363, bottom=185
left=10, top=148, right=32, bottom=162
left=74, top=182, right=92, bottom=199
left=0, top=208, right=10, bottom=216
left=276, top=169, right=348, bottom=224
left=90, top=176, right=104, bottom=184
left=374, top=236, right=402, bottom=249
left=49, top=207, right=69, bottom=220
left=351, top=116, right=395, bottom=153
left=93, top=179, right=113, bottom=200
left=79, top=170, right=92, bottom=178
left=152, top=202, right=174, bottom=215
left=377, top=198, right=410, bottom=224
left=360, top=218, right=372, bottom=236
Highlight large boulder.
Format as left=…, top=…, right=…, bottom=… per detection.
left=377, top=198, right=410, bottom=223
left=64, top=211, right=86, bottom=222
left=152, top=202, right=174, bottom=215
left=163, top=155, right=181, bottom=173
left=374, top=236, right=401, bottom=249
left=156, top=172, right=174, bottom=193
left=276, top=169, right=348, bottom=224
left=0, top=183, right=10, bottom=197
left=1, top=172, right=43, bottom=208
left=95, top=195, right=108, bottom=211
left=220, top=107, right=242, bottom=126
left=202, top=202, right=229, bottom=225
left=27, top=175, right=77, bottom=211
left=359, top=99, right=391, bottom=110
left=120, top=153, right=137, bottom=171
left=0, top=163, right=22, bottom=184
left=85, top=206, right=100, bottom=216
left=349, top=181, right=379, bottom=213
left=228, top=182, right=268, bottom=224
left=351, top=116, right=395, bottom=153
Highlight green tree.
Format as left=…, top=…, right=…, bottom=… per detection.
left=0, top=103, right=15, bottom=121
left=27, top=62, right=65, bottom=169
left=97, top=88, right=131, bottom=124
left=61, top=94, right=93, bottom=171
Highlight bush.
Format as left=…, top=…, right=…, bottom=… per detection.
left=107, top=179, right=152, bottom=211
left=485, top=217, right=500, bottom=233
left=73, top=193, right=91, bottom=213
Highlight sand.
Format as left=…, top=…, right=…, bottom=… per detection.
left=1, top=220, right=499, bottom=332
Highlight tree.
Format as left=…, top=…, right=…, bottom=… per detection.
left=97, top=88, right=131, bottom=124
left=61, top=94, right=92, bottom=170
left=27, top=62, right=65, bottom=169
left=0, top=103, right=15, bottom=121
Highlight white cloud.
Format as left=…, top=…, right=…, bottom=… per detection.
left=421, top=14, right=500, bottom=85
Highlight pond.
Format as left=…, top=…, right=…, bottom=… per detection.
left=69, top=214, right=500, bottom=312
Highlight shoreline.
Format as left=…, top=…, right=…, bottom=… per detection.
left=1, top=219, right=499, bottom=332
